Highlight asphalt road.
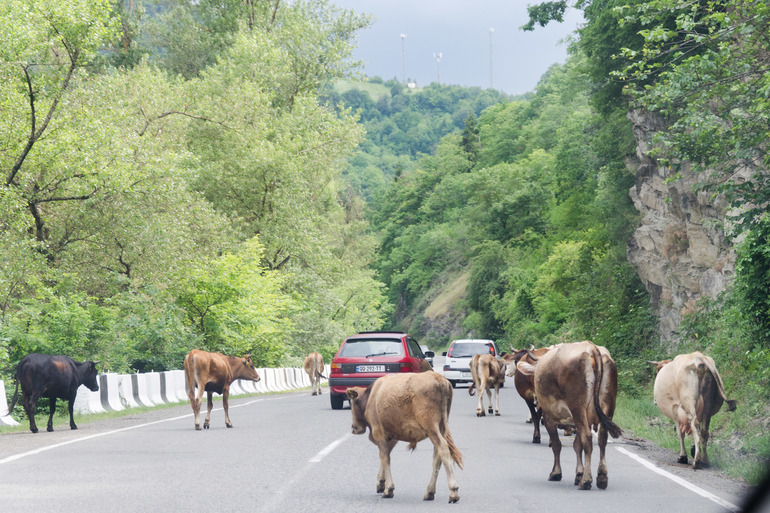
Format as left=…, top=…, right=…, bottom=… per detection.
left=0, top=373, right=759, bottom=513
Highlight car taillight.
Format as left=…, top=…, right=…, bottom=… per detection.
left=399, top=362, right=414, bottom=372
left=443, top=365, right=450, bottom=372
left=331, top=363, right=342, bottom=374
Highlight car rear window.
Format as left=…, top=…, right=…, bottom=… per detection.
left=339, top=339, right=405, bottom=358
left=448, top=342, right=494, bottom=358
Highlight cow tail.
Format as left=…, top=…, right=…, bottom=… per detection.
left=184, top=353, right=194, bottom=397
left=468, top=383, right=476, bottom=396
left=441, top=379, right=463, bottom=469
left=700, top=357, right=737, bottom=412
left=445, top=430, right=464, bottom=470
left=590, top=345, right=622, bottom=439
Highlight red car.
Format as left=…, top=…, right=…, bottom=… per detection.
left=328, top=331, right=434, bottom=409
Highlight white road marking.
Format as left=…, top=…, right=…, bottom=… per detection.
left=309, top=432, right=351, bottom=463
left=616, top=446, right=742, bottom=512
left=0, top=399, right=265, bottom=465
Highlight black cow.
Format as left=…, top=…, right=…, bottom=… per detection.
left=8, top=353, right=99, bottom=433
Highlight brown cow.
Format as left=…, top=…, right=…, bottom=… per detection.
left=183, top=349, right=261, bottom=430
left=650, top=352, right=736, bottom=468
left=506, top=347, right=550, bottom=443
left=468, top=353, right=507, bottom=416
left=517, top=341, right=622, bottom=490
left=303, top=352, right=325, bottom=396
left=346, top=372, right=463, bottom=503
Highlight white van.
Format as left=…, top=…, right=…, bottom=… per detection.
left=441, top=339, right=498, bottom=388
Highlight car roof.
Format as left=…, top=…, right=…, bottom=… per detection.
left=450, top=339, right=495, bottom=344
left=346, top=331, right=407, bottom=339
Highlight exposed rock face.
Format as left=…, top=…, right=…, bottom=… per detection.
left=626, top=110, right=738, bottom=342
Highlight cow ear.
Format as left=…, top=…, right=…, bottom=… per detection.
left=517, top=361, right=536, bottom=376
left=346, top=389, right=359, bottom=401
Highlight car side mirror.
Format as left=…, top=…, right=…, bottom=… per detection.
left=442, top=351, right=447, bottom=356
left=425, top=351, right=435, bottom=358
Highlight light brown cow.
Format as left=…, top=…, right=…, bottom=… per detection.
left=517, top=341, right=622, bottom=490
left=506, top=347, right=550, bottom=443
left=468, top=353, right=507, bottom=416
left=650, top=351, right=736, bottom=468
left=183, top=349, right=261, bottom=430
left=303, top=352, right=325, bottom=396
left=346, top=372, right=463, bottom=503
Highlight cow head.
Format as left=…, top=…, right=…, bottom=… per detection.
left=238, top=355, right=261, bottom=382
left=346, top=387, right=370, bottom=435
left=82, top=361, right=100, bottom=392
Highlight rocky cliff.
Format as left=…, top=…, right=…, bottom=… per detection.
left=626, top=110, right=739, bottom=343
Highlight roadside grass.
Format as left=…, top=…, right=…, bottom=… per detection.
left=615, top=390, right=770, bottom=485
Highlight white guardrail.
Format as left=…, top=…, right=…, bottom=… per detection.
left=0, top=365, right=330, bottom=421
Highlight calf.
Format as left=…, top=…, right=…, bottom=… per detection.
left=468, top=353, right=507, bottom=416
left=303, top=352, right=325, bottom=396
left=8, top=353, right=99, bottom=433
left=346, top=372, right=463, bottom=503
left=650, top=352, right=736, bottom=468
left=183, top=349, right=261, bottom=430
left=517, top=341, right=622, bottom=490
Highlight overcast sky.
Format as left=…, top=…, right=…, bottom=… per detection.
left=331, top=0, right=584, bottom=96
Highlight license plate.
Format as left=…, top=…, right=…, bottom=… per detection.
left=357, top=365, right=385, bottom=373
left=462, top=372, right=472, bottom=377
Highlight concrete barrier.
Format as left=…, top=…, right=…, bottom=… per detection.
left=229, top=379, right=246, bottom=396
left=166, top=370, right=188, bottom=402
left=117, top=374, right=140, bottom=408
left=74, top=383, right=106, bottom=414
left=145, top=372, right=165, bottom=405
left=0, top=379, right=19, bottom=426
left=131, top=373, right=156, bottom=407
left=99, top=373, right=124, bottom=412
left=254, top=369, right=268, bottom=393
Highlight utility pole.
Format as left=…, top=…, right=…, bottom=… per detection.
left=433, top=52, right=443, bottom=84
left=489, top=28, right=494, bottom=89
left=400, top=33, right=407, bottom=84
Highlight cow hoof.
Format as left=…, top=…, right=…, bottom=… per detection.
left=203, top=423, right=210, bottom=430
left=488, top=408, right=493, bottom=414
left=677, top=455, right=688, bottom=464
left=70, top=425, right=78, bottom=430
left=226, top=423, right=233, bottom=428
left=495, top=412, right=501, bottom=416
left=578, top=481, right=592, bottom=491
left=533, top=437, right=541, bottom=444
left=574, top=473, right=583, bottom=486
left=423, top=492, right=435, bottom=501
left=312, top=392, right=317, bottom=396
left=47, top=426, right=54, bottom=432
left=597, top=473, right=608, bottom=490
left=477, top=411, right=484, bottom=417
left=449, top=493, right=460, bottom=503
left=382, top=488, right=394, bottom=498
left=31, top=428, right=38, bottom=434
left=376, top=480, right=385, bottom=494
left=549, top=473, right=562, bottom=482
left=195, top=425, right=202, bottom=431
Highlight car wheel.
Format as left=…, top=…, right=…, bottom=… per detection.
left=330, top=392, right=345, bottom=410
left=449, top=380, right=457, bottom=388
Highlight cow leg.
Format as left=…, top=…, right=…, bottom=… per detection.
left=575, top=424, right=593, bottom=490
left=475, top=379, right=485, bottom=417
left=376, top=439, right=398, bottom=498
left=543, top=417, right=562, bottom=481
left=691, top=424, right=702, bottom=469
left=527, top=401, right=542, bottom=443
left=596, top=425, right=609, bottom=490
left=190, top=385, right=204, bottom=430
left=23, top=393, right=39, bottom=433
left=204, top=390, right=214, bottom=429
left=67, top=396, right=78, bottom=430
left=699, top=416, right=712, bottom=467
left=47, top=397, right=57, bottom=432
left=493, top=385, right=501, bottom=416
left=485, top=384, right=493, bottom=415
left=223, top=386, right=233, bottom=428
left=675, top=422, right=688, bottom=464
left=426, top=432, right=461, bottom=503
